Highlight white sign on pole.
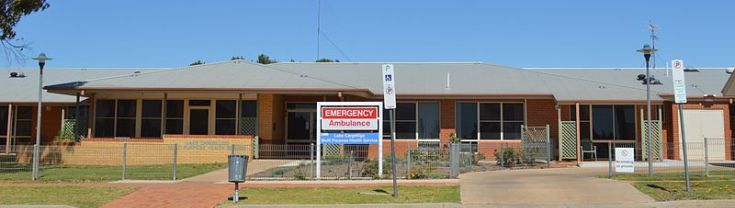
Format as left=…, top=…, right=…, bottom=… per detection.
left=382, top=64, right=396, bottom=109
left=315, top=102, right=383, bottom=179
left=672, top=59, right=687, bottom=104
left=615, top=147, right=635, bottom=173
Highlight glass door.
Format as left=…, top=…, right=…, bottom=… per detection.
left=189, top=109, right=209, bottom=135
left=287, top=111, right=316, bottom=143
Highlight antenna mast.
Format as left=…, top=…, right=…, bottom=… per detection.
left=649, top=23, right=657, bottom=71
left=316, top=0, right=321, bottom=61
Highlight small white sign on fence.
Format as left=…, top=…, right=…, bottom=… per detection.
left=615, top=147, right=635, bottom=173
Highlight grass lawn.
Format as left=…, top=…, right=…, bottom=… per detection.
left=607, top=170, right=735, bottom=182
left=606, top=171, right=735, bottom=201
left=0, top=186, right=135, bottom=208
left=633, top=181, right=735, bottom=201
left=224, top=186, right=460, bottom=205
left=0, top=163, right=225, bottom=182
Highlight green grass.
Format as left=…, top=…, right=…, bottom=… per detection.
left=0, top=163, right=225, bottom=182
left=607, top=171, right=735, bottom=182
left=633, top=181, right=735, bottom=201
left=0, top=186, right=135, bottom=208
left=225, top=186, right=460, bottom=205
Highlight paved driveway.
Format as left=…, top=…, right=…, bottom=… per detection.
left=460, top=167, right=654, bottom=206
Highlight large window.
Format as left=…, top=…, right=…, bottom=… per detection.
left=165, top=100, right=184, bottom=134
left=141, top=100, right=162, bottom=137
left=0, top=106, right=7, bottom=136
left=383, top=102, right=440, bottom=140
left=215, top=100, right=236, bottom=135
left=457, top=102, right=525, bottom=140
left=418, top=103, right=440, bottom=139
left=456, top=103, right=478, bottom=140
left=94, top=99, right=137, bottom=138
left=240, top=100, right=257, bottom=135
left=578, top=105, right=636, bottom=141
left=95, top=100, right=115, bottom=137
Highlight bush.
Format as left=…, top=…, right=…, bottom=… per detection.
left=361, top=158, right=390, bottom=179
left=494, top=147, right=520, bottom=167
left=472, top=152, right=486, bottom=165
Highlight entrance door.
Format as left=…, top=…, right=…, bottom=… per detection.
left=286, top=103, right=317, bottom=144
left=189, top=109, right=209, bottom=135
left=287, top=111, right=316, bottom=143
left=681, top=109, right=726, bottom=160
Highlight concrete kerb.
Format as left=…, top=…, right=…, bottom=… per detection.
left=220, top=179, right=460, bottom=188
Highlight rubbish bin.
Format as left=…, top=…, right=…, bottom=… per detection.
left=228, top=155, right=249, bottom=183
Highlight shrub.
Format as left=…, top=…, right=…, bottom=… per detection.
left=494, top=147, right=520, bottom=167
left=472, top=152, right=486, bottom=165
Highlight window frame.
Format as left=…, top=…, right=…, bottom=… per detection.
left=457, top=101, right=527, bottom=141
left=141, top=100, right=163, bottom=138
left=573, top=104, right=643, bottom=143
left=382, top=101, right=441, bottom=141
left=215, top=100, right=237, bottom=135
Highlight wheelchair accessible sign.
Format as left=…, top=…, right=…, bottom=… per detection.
left=317, top=102, right=383, bottom=144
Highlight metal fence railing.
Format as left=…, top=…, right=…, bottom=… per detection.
left=604, top=139, right=735, bottom=178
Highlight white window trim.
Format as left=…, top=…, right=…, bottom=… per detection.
left=383, top=101, right=442, bottom=141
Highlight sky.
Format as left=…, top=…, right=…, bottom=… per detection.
left=3, top=0, right=734, bottom=69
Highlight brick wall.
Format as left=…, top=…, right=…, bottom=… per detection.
left=14, top=135, right=253, bottom=165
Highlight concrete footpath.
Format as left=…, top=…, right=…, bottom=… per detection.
left=224, top=200, right=735, bottom=208
left=460, top=167, right=655, bottom=207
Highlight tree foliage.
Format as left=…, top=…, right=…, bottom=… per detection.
left=189, top=60, right=205, bottom=66
left=257, top=53, right=276, bottom=64
left=1, top=0, right=49, bottom=41
left=231, top=56, right=244, bottom=60
left=315, top=58, right=339, bottom=62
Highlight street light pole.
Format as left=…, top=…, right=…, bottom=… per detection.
left=637, top=45, right=656, bottom=177
left=31, top=53, right=52, bottom=180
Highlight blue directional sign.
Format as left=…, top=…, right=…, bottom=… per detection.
left=320, top=132, right=380, bottom=144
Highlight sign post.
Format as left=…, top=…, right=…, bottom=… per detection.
left=315, top=102, right=383, bottom=179
left=382, top=64, right=398, bottom=198
left=672, top=59, right=691, bottom=192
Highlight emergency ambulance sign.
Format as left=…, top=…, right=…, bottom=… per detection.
left=317, top=102, right=383, bottom=144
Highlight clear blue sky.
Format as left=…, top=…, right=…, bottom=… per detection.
left=5, top=0, right=734, bottom=68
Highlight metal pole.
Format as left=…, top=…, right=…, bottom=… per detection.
left=348, top=150, right=353, bottom=180
left=546, top=124, right=551, bottom=168
left=390, top=109, right=398, bottom=198
left=122, top=143, right=127, bottom=180
left=608, top=141, right=613, bottom=178
left=677, top=104, right=691, bottom=191
left=172, top=144, right=178, bottom=180
left=231, top=144, right=235, bottom=155
left=406, top=147, right=411, bottom=176
left=704, top=137, right=709, bottom=177
left=645, top=58, right=653, bottom=177
left=32, top=63, right=45, bottom=180
left=310, top=143, right=315, bottom=179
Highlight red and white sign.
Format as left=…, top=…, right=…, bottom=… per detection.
left=320, top=107, right=379, bottom=130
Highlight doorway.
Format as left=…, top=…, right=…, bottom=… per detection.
left=286, top=103, right=317, bottom=144
left=189, top=109, right=209, bottom=135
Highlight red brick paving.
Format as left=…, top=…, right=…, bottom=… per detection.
left=102, top=182, right=232, bottom=208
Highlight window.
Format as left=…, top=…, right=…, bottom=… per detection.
left=115, top=100, right=136, bottom=138
left=95, top=100, right=115, bottom=137
left=418, top=103, right=440, bottom=139
left=456, top=103, right=477, bottom=140
left=215, top=100, right=236, bottom=135
left=165, top=100, right=184, bottom=134
left=457, top=102, right=525, bottom=140
left=382, top=102, right=439, bottom=140
left=590, top=105, right=636, bottom=141
left=141, top=100, right=162, bottom=137
left=189, top=100, right=211, bottom=106
left=0, top=106, right=7, bottom=136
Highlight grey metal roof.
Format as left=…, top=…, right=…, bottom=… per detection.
left=1, top=68, right=158, bottom=103
left=42, top=61, right=731, bottom=102
left=533, top=68, right=731, bottom=101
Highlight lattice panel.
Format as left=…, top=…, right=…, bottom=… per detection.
left=559, top=121, right=578, bottom=159
left=239, top=117, right=257, bottom=135
left=60, top=119, right=76, bottom=139
left=641, top=120, right=663, bottom=160
left=522, top=126, right=548, bottom=144
left=322, top=144, right=341, bottom=157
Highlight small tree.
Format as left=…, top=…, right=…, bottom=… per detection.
left=315, top=58, right=339, bottom=62
left=189, top=60, right=205, bottom=66
left=257, top=54, right=277, bottom=64
left=230, top=56, right=244, bottom=60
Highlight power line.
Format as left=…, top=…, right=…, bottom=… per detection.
left=320, top=30, right=352, bottom=62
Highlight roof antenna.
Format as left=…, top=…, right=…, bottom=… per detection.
left=649, top=22, right=658, bottom=72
